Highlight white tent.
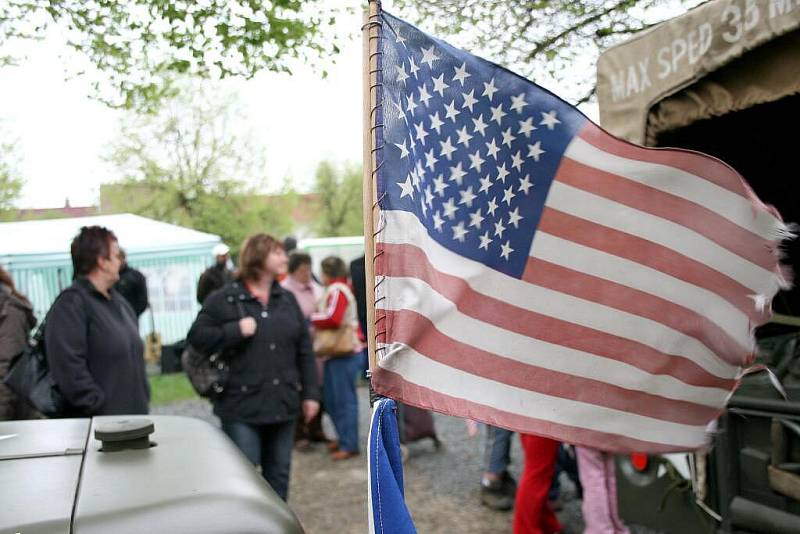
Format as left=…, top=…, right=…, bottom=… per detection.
left=0, top=214, right=221, bottom=344
left=0, top=213, right=220, bottom=268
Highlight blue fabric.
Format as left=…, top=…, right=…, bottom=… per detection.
left=483, top=425, right=513, bottom=474
left=323, top=354, right=360, bottom=453
left=221, top=418, right=296, bottom=500
left=369, top=398, right=417, bottom=534
left=378, top=12, right=587, bottom=279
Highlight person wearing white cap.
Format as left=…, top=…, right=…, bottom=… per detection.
left=197, top=242, right=234, bottom=304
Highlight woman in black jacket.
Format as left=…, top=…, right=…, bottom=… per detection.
left=188, top=233, right=320, bottom=501
left=46, top=226, right=150, bottom=416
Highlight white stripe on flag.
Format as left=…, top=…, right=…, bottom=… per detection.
left=529, top=231, right=752, bottom=350
left=377, top=342, right=709, bottom=449
left=380, top=210, right=741, bottom=379
left=377, top=275, right=730, bottom=407
left=546, top=180, right=778, bottom=295
left=565, top=136, right=781, bottom=241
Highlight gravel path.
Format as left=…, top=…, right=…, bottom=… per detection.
left=154, top=385, right=661, bottom=534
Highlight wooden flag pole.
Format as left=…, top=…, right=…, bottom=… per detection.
left=362, top=0, right=381, bottom=376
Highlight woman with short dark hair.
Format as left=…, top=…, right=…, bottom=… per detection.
left=0, top=266, right=38, bottom=420
left=188, top=233, right=320, bottom=501
left=45, top=226, right=149, bottom=416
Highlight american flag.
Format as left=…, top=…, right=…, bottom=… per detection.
left=370, top=13, right=791, bottom=453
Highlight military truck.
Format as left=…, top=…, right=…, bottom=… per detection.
left=1, top=415, right=304, bottom=533
left=596, top=1, right=800, bottom=532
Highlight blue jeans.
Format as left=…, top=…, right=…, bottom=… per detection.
left=483, top=425, right=514, bottom=474
left=323, top=354, right=360, bottom=453
left=221, top=419, right=296, bottom=501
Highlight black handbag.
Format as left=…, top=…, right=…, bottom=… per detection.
left=182, top=298, right=246, bottom=398
left=3, top=319, right=68, bottom=418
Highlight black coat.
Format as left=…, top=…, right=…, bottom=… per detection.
left=349, top=255, right=367, bottom=336
left=196, top=262, right=234, bottom=304
left=45, top=277, right=150, bottom=416
left=114, top=264, right=149, bottom=317
left=187, top=280, right=320, bottom=425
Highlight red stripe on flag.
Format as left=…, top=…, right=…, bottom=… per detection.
left=522, top=257, right=751, bottom=367
left=537, top=208, right=766, bottom=323
left=379, top=242, right=737, bottom=389
left=578, top=122, right=749, bottom=198
left=555, top=157, right=777, bottom=271
left=372, top=368, right=697, bottom=453
left=384, top=308, right=722, bottom=425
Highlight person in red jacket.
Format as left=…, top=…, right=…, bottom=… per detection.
left=310, top=256, right=360, bottom=461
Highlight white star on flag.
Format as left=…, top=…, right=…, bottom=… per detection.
left=448, top=162, right=467, bottom=185
left=472, top=114, right=488, bottom=136
left=500, top=240, right=514, bottom=260
left=444, top=100, right=460, bottom=122
left=432, top=74, right=449, bottom=96
left=490, top=104, right=506, bottom=126
left=468, top=149, right=485, bottom=172
left=406, top=94, right=417, bottom=114
left=414, top=121, right=429, bottom=145
left=418, top=84, right=433, bottom=106
left=486, top=197, right=499, bottom=216
left=442, top=197, right=458, bottom=219
left=478, top=231, right=493, bottom=250
left=432, top=174, right=448, bottom=196
left=459, top=186, right=477, bottom=207
left=496, top=163, right=510, bottom=183
left=540, top=110, right=561, bottom=130
left=518, top=174, right=533, bottom=195
left=452, top=62, right=471, bottom=85
left=462, top=90, right=478, bottom=112
left=482, top=78, right=498, bottom=101
left=439, top=136, right=456, bottom=160
left=452, top=221, right=469, bottom=242
left=485, top=138, right=500, bottom=159
left=478, top=174, right=492, bottom=194
left=518, top=117, right=536, bottom=137
left=394, top=140, right=410, bottom=159
left=420, top=45, right=439, bottom=68
left=395, top=64, right=409, bottom=84
left=408, top=56, right=420, bottom=78
left=397, top=175, right=414, bottom=199
left=511, top=151, right=524, bottom=172
left=501, top=127, right=516, bottom=148
left=510, top=93, right=528, bottom=113
left=432, top=210, right=444, bottom=232
left=456, top=125, right=473, bottom=147
left=493, top=219, right=506, bottom=238
left=429, top=112, right=444, bottom=134
left=468, top=208, right=484, bottom=229
left=527, top=141, right=545, bottom=161
left=424, top=148, right=438, bottom=170
left=502, top=185, right=516, bottom=206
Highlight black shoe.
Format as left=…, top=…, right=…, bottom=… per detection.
left=480, top=471, right=517, bottom=511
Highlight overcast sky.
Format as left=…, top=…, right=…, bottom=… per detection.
left=0, top=1, right=605, bottom=209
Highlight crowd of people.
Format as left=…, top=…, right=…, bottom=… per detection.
left=0, top=225, right=630, bottom=533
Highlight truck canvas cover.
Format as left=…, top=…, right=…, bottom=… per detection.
left=597, top=0, right=800, bottom=144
